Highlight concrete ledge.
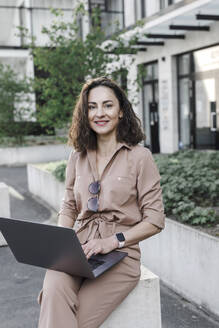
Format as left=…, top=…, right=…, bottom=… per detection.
left=100, top=265, right=161, bottom=328
left=140, top=218, right=219, bottom=318
left=0, top=182, right=10, bottom=246
left=0, top=144, right=71, bottom=165
left=27, top=164, right=65, bottom=212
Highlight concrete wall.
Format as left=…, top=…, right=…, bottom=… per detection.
left=140, top=218, right=219, bottom=318
left=101, top=265, right=162, bottom=328
left=0, top=144, right=71, bottom=166
left=0, top=183, right=10, bottom=246
left=27, top=164, right=65, bottom=212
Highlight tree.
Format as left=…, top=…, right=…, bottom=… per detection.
left=24, top=3, right=141, bottom=131
left=0, top=63, right=34, bottom=144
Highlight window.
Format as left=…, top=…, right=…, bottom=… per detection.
left=160, top=0, right=174, bottom=10
left=178, top=54, right=190, bottom=75
left=141, top=62, right=159, bottom=152
left=88, top=0, right=124, bottom=36
left=142, top=62, right=158, bottom=82
left=135, top=0, right=146, bottom=21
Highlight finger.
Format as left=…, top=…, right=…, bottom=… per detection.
left=87, top=246, right=101, bottom=258
left=83, top=241, right=94, bottom=250
left=84, top=244, right=96, bottom=257
left=83, top=241, right=100, bottom=257
left=87, top=249, right=95, bottom=259
left=93, top=246, right=101, bottom=255
left=83, top=246, right=91, bottom=257
left=82, top=244, right=90, bottom=255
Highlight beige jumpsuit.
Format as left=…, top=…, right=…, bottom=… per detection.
left=38, top=143, right=165, bottom=328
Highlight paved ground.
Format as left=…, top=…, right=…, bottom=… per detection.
left=0, top=166, right=219, bottom=328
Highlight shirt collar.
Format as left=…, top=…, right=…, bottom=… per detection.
left=116, top=142, right=132, bottom=150
left=86, top=142, right=132, bottom=181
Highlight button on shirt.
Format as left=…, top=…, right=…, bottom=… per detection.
left=58, top=142, right=165, bottom=245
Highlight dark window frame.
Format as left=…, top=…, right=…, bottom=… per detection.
left=141, top=61, right=159, bottom=150
left=177, top=52, right=195, bottom=148
left=160, top=0, right=174, bottom=10
left=88, top=0, right=125, bottom=32
left=135, top=0, right=146, bottom=21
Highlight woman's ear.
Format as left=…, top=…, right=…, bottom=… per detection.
left=119, top=111, right=123, bottom=119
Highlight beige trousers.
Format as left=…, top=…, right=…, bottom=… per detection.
left=38, top=254, right=140, bottom=328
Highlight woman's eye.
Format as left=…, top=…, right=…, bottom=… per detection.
left=106, top=104, right=112, bottom=108
left=88, top=106, right=95, bottom=110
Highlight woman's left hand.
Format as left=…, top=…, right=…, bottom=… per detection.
left=82, top=236, right=119, bottom=259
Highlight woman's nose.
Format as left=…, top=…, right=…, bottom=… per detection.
left=96, top=106, right=105, bottom=117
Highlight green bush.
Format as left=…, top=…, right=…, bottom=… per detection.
left=154, top=150, right=219, bottom=225
left=53, top=162, right=67, bottom=182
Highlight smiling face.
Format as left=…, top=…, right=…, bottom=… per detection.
left=88, top=86, right=123, bottom=139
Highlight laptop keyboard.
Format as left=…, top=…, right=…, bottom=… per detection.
left=88, top=258, right=104, bottom=270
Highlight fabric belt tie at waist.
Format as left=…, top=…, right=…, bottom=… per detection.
left=76, top=214, right=116, bottom=243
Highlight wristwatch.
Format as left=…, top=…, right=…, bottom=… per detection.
left=115, top=233, right=125, bottom=248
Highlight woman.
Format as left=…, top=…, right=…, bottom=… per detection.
left=38, top=76, right=165, bottom=328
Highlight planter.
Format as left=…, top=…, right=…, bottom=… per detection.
left=140, top=219, right=219, bottom=319
left=101, top=265, right=161, bottom=328
left=27, top=164, right=65, bottom=212
left=27, top=164, right=219, bottom=319
left=0, top=144, right=71, bottom=165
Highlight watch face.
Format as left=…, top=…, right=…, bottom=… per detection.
left=116, top=233, right=125, bottom=242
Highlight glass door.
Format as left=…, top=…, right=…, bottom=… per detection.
left=142, top=82, right=160, bottom=152
left=142, top=62, right=159, bottom=152
left=143, top=84, right=152, bottom=147
left=195, top=78, right=217, bottom=149
left=149, top=100, right=160, bottom=153
left=179, top=78, right=191, bottom=148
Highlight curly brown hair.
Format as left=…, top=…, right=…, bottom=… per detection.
left=68, top=76, right=145, bottom=152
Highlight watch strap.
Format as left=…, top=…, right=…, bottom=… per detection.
left=117, top=240, right=125, bottom=248
left=115, top=233, right=125, bottom=249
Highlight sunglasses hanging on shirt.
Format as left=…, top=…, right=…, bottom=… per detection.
left=87, top=181, right=100, bottom=212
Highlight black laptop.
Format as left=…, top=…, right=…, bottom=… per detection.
left=0, top=217, right=127, bottom=279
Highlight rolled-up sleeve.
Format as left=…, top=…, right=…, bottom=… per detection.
left=58, top=150, right=78, bottom=224
left=137, top=149, right=165, bottom=230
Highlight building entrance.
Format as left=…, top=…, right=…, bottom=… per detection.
left=149, top=101, right=160, bottom=153
left=142, top=62, right=160, bottom=153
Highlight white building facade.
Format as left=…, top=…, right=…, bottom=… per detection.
left=1, top=0, right=219, bottom=153
left=103, top=0, right=219, bottom=153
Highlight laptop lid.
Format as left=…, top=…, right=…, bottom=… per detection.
left=0, top=217, right=127, bottom=279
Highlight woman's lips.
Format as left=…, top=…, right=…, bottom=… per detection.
left=95, top=121, right=109, bottom=126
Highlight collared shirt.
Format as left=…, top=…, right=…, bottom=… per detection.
left=58, top=142, right=165, bottom=245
